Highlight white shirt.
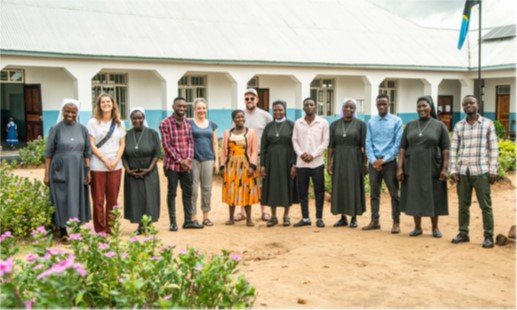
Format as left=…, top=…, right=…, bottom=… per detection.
left=244, top=108, right=273, bottom=149
left=87, top=118, right=126, bottom=171
left=292, top=116, right=329, bottom=168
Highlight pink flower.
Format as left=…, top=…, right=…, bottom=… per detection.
left=104, top=252, right=116, bottom=258
left=26, top=254, right=37, bottom=262
left=24, top=299, right=35, bottom=309
left=195, top=264, right=203, bottom=271
left=161, top=244, right=175, bottom=252
left=0, top=258, right=14, bottom=276
left=0, top=231, right=13, bottom=242
left=143, top=236, right=156, bottom=242
left=230, top=254, right=241, bottom=262
left=83, top=223, right=93, bottom=230
left=34, top=264, right=44, bottom=270
left=47, top=248, right=63, bottom=256
left=150, top=256, right=162, bottom=261
left=121, top=252, right=128, bottom=259
left=97, top=232, right=108, bottom=238
left=98, top=243, right=109, bottom=250
left=31, top=226, right=47, bottom=237
left=68, top=234, right=82, bottom=241
left=178, top=249, right=188, bottom=255
left=68, top=218, right=80, bottom=223
left=129, top=237, right=139, bottom=243
left=163, top=295, right=172, bottom=300
left=73, top=263, right=87, bottom=277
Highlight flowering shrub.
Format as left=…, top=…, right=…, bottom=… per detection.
left=0, top=206, right=256, bottom=308
left=0, top=161, right=54, bottom=238
left=18, top=137, right=47, bottom=167
left=497, top=139, right=516, bottom=179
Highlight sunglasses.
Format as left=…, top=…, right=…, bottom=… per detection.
left=245, top=97, right=255, bottom=102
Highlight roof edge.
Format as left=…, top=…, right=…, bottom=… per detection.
left=1, top=49, right=515, bottom=72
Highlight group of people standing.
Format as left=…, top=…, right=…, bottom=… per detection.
left=43, top=89, right=499, bottom=249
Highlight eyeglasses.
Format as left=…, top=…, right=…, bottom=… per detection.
left=245, top=97, right=255, bottom=102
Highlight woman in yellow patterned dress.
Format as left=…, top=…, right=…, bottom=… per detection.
left=220, top=109, right=260, bottom=227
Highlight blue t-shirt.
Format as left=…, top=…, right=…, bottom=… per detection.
left=190, top=120, right=218, bottom=161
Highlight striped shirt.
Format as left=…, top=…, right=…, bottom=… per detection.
left=449, top=115, right=499, bottom=176
left=159, top=114, right=194, bottom=172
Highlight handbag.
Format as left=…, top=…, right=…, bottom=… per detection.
left=96, top=121, right=116, bottom=148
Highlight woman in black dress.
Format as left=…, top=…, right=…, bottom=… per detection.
left=327, top=99, right=367, bottom=228
left=122, top=107, right=161, bottom=234
left=260, top=100, right=298, bottom=227
left=397, top=96, right=450, bottom=238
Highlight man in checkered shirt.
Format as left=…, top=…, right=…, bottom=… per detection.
left=160, top=97, right=204, bottom=231
left=449, top=95, right=499, bottom=249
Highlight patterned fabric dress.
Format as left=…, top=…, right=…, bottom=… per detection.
left=222, top=132, right=260, bottom=206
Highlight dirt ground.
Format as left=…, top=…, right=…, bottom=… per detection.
left=13, top=164, right=516, bottom=308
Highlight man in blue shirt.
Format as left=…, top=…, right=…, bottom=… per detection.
left=364, top=93, right=403, bottom=234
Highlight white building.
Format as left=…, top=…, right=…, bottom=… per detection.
left=1, top=0, right=515, bottom=142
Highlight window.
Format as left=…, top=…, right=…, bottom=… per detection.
left=247, top=76, right=259, bottom=88
left=92, top=73, right=129, bottom=119
left=310, top=78, right=334, bottom=116
left=0, top=69, right=24, bottom=83
left=379, top=79, right=397, bottom=113
left=178, top=75, right=207, bottom=118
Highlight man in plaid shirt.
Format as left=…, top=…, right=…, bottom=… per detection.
left=449, top=95, right=498, bottom=248
left=160, top=97, right=204, bottom=231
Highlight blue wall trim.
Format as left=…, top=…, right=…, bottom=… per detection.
left=41, top=109, right=517, bottom=138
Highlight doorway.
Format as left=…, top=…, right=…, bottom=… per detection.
left=496, top=85, right=510, bottom=134
left=257, top=88, right=270, bottom=112
left=437, top=95, right=453, bottom=131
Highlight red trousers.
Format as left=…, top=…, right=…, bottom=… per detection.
left=90, top=170, right=122, bottom=233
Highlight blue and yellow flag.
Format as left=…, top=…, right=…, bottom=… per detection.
left=458, top=0, right=481, bottom=50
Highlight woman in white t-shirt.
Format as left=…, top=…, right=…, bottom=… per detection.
left=87, top=93, right=126, bottom=234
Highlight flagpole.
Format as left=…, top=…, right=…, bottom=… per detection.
left=478, top=0, right=483, bottom=114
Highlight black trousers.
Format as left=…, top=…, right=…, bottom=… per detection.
left=369, top=160, right=400, bottom=223
left=165, top=169, right=193, bottom=224
left=296, top=165, right=325, bottom=219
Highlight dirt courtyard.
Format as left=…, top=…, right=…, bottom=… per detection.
left=14, top=165, right=516, bottom=308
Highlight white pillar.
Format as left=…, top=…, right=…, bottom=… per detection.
left=227, top=70, right=255, bottom=109
left=64, top=64, right=102, bottom=121
left=361, top=74, right=385, bottom=117
left=423, top=77, right=443, bottom=104
left=154, top=68, right=186, bottom=116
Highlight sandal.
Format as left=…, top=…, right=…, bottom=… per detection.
left=234, top=213, right=247, bottom=222
left=246, top=220, right=255, bottom=227
left=267, top=217, right=278, bottom=227
left=261, top=213, right=271, bottom=221
left=225, top=219, right=235, bottom=225
left=203, top=219, right=214, bottom=226
left=283, top=216, right=291, bottom=227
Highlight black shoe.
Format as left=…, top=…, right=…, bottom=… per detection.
left=183, top=221, right=204, bottom=229
left=169, top=223, right=178, bottom=231
left=482, top=237, right=494, bottom=248
left=134, top=227, right=143, bottom=235
left=451, top=233, right=470, bottom=244
left=409, top=229, right=422, bottom=237
left=333, top=216, right=348, bottom=227
left=293, top=219, right=311, bottom=227
left=316, top=219, right=325, bottom=228
left=267, top=217, right=278, bottom=227
left=349, top=218, right=358, bottom=228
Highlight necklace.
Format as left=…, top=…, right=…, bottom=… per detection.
left=133, top=128, right=145, bottom=149
left=274, top=121, right=286, bottom=137
left=417, top=119, right=432, bottom=137
left=341, top=119, right=354, bottom=137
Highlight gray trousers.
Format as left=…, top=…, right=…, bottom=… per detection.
left=191, top=159, right=215, bottom=215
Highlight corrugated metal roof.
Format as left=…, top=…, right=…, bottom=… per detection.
left=0, top=0, right=514, bottom=70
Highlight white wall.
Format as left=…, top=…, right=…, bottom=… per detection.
left=206, top=72, right=233, bottom=110
left=127, top=70, right=162, bottom=110
left=259, top=75, right=298, bottom=109
left=397, top=79, right=424, bottom=113
left=334, top=76, right=365, bottom=113
left=25, top=67, right=75, bottom=110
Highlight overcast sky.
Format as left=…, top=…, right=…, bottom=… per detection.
left=369, top=0, right=516, bottom=29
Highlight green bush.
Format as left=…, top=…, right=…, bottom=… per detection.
left=493, top=120, right=506, bottom=140
left=497, top=139, right=516, bottom=179
left=0, top=162, right=54, bottom=238
left=19, top=137, right=47, bottom=167
left=0, top=207, right=256, bottom=308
